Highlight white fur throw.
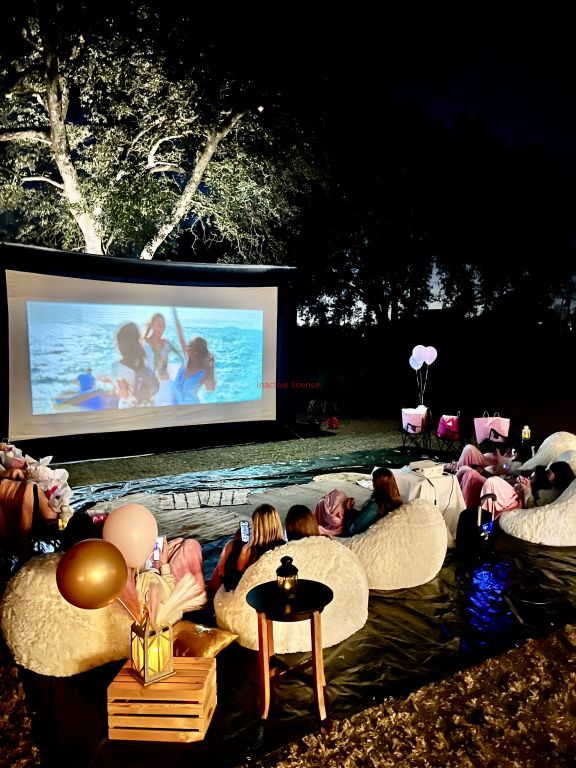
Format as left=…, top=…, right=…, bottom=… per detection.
left=214, top=537, right=368, bottom=653
left=0, top=554, right=132, bottom=677
left=343, top=499, right=448, bottom=590
left=499, top=478, right=576, bottom=546
left=520, top=432, right=576, bottom=471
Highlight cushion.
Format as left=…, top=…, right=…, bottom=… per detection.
left=0, top=553, right=132, bottom=677
left=214, top=536, right=369, bottom=653
left=499, top=478, right=576, bottom=546
left=172, top=620, right=238, bottom=657
left=343, top=499, right=448, bottom=590
left=520, top=432, right=576, bottom=471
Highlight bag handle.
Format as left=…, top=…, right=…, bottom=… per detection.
left=483, top=411, right=489, bottom=417
left=494, top=411, right=500, bottom=417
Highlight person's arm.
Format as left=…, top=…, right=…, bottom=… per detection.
left=235, top=543, right=252, bottom=573
left=203, top=353, right=216, bottom=391
left=344, top=499, right=379, bottom=537
left=172, top=308, right=188, bottom=357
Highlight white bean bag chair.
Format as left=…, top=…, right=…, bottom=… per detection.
left=214, top=537, right=369, bottom=653
left=520, top=432, right=576, bottom=471
left=499, top=478, right=576, bottom=546
left=343, top=499, right=448, bottom=590
left=0, top=553, right=131, bottom=677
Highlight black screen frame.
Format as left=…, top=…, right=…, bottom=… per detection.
left=0, top=242, right=296, bottom=461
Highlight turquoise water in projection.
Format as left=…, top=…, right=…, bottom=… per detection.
left=27, top=302, right=264, bottom=415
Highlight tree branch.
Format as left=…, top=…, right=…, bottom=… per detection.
left=146, top=134, right=184, bottom=168
left=139, top=110, right=248, bottom=260
left=22, top=175, right=64, bottom=190
left=0, top=129, right=51, bottom=144
left=147, top=163, right=186, bottom=174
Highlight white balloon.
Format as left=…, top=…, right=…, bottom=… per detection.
left=423, top=346, right=438, bottom=365
left=412, top=345, right=427, bottom=364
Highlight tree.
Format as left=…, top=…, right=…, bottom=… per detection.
left=291, top=103, right=445, bottom=325
left=0, top=2, right=319, bottom=261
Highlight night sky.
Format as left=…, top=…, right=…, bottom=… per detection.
left=220, top=14, right=576, bottom=160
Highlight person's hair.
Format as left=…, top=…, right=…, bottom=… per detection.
left=547, top=461, right=575, bottom=493
left=528, top=465, right=551, bottom=504
left=285, top=504, right=319, bottom=541
left=371, top=467, right=403, bottom=517
left=117, top=322, right=146, bottom=370
left=186, top=336, right=211, bottom=367
left=247, top=504, right=284, bottom=561
left=145, top=313, right=166, bottom=338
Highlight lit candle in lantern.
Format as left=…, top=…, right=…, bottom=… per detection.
left=276, top=556, right=298, bottom=599
left=130, top=615, right=174, bottom=685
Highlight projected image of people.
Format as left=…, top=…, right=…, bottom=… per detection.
left=27, top=302, right=264, bottom=414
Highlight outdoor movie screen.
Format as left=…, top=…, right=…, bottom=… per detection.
left=6, top=269, right=278, bottom=440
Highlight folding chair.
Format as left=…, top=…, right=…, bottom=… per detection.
left=436, top=412, right=463, bottom=456
left=400, top=406, right=432, bottom=451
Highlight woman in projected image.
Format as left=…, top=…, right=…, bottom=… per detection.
left=109, top=322, right=160, bottom=408
left=172, top=308, right=216, bottom=405
left=142, top=312, right=183, bottom=406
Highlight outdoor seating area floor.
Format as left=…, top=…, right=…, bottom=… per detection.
left=3, top=436, right=576, bottom=767
left=15, top=484, right=576, bottom=767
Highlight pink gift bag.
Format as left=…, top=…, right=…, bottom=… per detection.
left=401, top=405, right=428, bottom=434
left=473, top=412, right=510, bottom=444
left=437, top=413, right=460, bottom=441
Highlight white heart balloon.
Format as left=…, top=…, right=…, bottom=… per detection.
left=423, top=346, right=438, bottom=365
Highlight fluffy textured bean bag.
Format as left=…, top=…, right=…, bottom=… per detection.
left=0, top=553, right=131, bottom=676
left=343, top=499, right=448, bottom=590
left=520, top=432, right=576, bottom=471
left=499, top=479, right=576, bottom=546
left=214, top=536, right=368, bottom=653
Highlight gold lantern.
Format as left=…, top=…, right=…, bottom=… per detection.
left=276, top=556, right=299, bottom=599
left=130, top=615, right=174, bottom=686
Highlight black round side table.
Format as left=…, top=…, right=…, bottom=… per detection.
left=246, top=579, right=333, bottom=721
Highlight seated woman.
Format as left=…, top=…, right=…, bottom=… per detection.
left=207, top=504, right=285, bottom=594
left=0, top=477, right=58, bottom=558
left=514, top=461, right=575, bottom=508
left=314, top=489, right=355, bottom=536
left=458, top=460, right=575, bottom=523
left=343, top=467, right=403, bottom=537
left=285, top=504, right=320, bottom=540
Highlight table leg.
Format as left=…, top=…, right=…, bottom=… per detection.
left=310, top=611, right=326, bottom=720
left=256, top=612, right=274, bottom=719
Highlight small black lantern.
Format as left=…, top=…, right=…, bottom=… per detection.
left=276, top=556, right=298, bottom=599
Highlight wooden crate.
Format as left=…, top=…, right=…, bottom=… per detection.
left=107, top=657, right=216, bottom=742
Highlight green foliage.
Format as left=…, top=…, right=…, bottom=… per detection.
left=0, top=2, right=318, bottom=261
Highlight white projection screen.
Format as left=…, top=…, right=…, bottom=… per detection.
left=1, top=243, right=294, bottom=459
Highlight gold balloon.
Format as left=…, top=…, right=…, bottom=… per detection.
left=56, top=539, right=128, bottom=610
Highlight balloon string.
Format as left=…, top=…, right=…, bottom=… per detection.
left=116, top=597, right=140, bottom=624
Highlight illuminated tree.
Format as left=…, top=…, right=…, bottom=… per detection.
left=0, top=2, right=318, bottom=261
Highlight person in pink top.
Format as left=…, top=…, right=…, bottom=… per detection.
left=314, top=488, right=356, bottom=536
left=456, top=465, right=487, bottom=508
left=479, top=476, right=522, bottom=519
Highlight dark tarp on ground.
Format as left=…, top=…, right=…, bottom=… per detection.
left=12, top=450, right=576, bottom=768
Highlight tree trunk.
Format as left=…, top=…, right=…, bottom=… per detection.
left=41, top=25, right=103, bottom=254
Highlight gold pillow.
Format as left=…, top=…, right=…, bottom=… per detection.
left=172, top=620, right=238, bottom=658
